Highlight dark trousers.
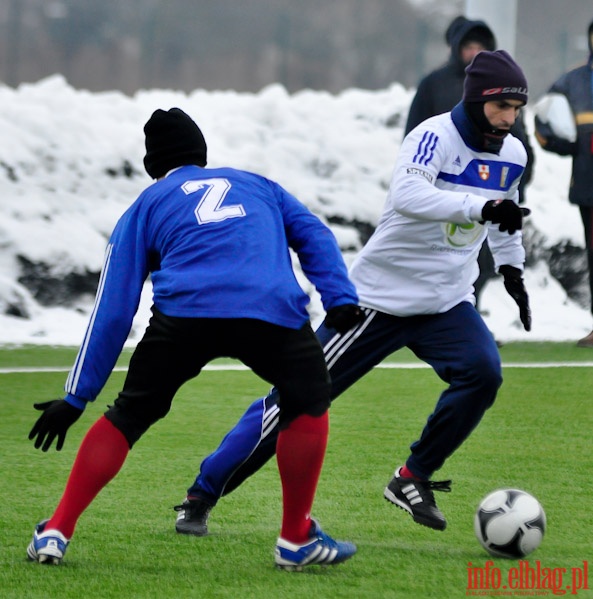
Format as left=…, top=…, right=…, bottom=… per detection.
left=580, top=206, right=593, bottom=316
left=105, top=306, right=330, bottom=447
left=191, top=301, right=502, bottom=500
left=474, top=242, right=497, bottom=310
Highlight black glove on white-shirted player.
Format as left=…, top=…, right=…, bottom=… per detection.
left=481, top=199, right=530, bottom=234
left=499, top=265, right=531, bottom=332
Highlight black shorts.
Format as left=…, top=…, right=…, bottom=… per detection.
left=105, top=306, right=331, bottom=447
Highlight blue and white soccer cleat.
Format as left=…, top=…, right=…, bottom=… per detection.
left=274, top=519, right=356, bottom=571
left=27, top=519, right=70, bottom=565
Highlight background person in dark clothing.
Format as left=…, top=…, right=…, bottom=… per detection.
left=534, top=18, right=593, bottom=348
left=404, top=16, right=496, bottom=137
left=405, top=16, right=534, bottom=317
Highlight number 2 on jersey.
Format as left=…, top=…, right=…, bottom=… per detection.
left=182, top=178, right=246, bottom=224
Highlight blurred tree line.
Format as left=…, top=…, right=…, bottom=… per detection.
left=0, top=0, right=591, bottom=99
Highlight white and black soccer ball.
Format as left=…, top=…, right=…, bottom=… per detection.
left=474, top=489, right=546, bottom=558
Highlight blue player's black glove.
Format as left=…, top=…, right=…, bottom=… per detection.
left=28, top=399, right=83, bottom=452
left=324, top=304, right=365, bottom=334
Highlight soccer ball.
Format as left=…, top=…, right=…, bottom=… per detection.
left=474, top=489, right=546, bottom=558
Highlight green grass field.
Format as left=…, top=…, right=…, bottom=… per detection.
left=1, top=344, right=592, bottom=598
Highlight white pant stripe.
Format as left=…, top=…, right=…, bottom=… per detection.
left=324, top=308, right=377, bottom=371
left=261, top=405, right=280, bottom=438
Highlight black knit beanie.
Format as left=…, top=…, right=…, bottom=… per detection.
left=463, top=50, right=528, bottom=105
left=143, top=108, right=207, bottom=179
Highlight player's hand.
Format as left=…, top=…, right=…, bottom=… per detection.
left=481, top=200, right=531, bottom=234
left=28, top=399, right=83, bottom=452
left=499, top=265, right=531, bottom=331
left=324, top=304, right=365, bottom=334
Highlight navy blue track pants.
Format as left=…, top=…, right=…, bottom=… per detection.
left=190, top=301, right=502, bottom=501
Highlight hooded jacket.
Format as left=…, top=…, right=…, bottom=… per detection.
left=534, top=19, right=593, bottom=206
left=404, top=17, right=495, bottom=135
left=404, top=17, right=533, bottom=202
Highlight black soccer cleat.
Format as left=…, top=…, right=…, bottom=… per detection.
left=174, top=497, right=213, bottom=536
left=383, top=467, right=451, bottom=531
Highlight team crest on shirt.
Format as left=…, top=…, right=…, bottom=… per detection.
left=478, top=164, right=490, bottom=180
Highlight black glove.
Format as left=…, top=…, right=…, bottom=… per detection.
left=324, top=304, right=365, bottom=334
left=28, top=399, right=83, bottom=452
left=481, top=200, right=531, bottom=234
left=499, top=265, right=531, bottom=332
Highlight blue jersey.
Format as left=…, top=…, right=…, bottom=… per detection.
left=65, top=166, right=357, bottom=408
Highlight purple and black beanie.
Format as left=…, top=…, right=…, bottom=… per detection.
left=463, top=50, right=528, bottom=105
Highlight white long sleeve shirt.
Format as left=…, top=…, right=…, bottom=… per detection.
left=350, top=103, right=527, bottom=316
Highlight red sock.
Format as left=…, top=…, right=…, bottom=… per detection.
left=276, top=412, right=328, bottom=544
left=46, top=415, right=129, bottom=539
left=400, top=464, right=421, bottom=480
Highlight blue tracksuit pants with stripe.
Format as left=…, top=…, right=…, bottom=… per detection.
left=189, top=301, right=502, bottom=502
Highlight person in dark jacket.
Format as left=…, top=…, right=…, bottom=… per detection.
left=405, top=16, right=534, bottom=315
left=534, top=19, right=593, bottom=348
left=404, top=16, right=495, bottom=136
